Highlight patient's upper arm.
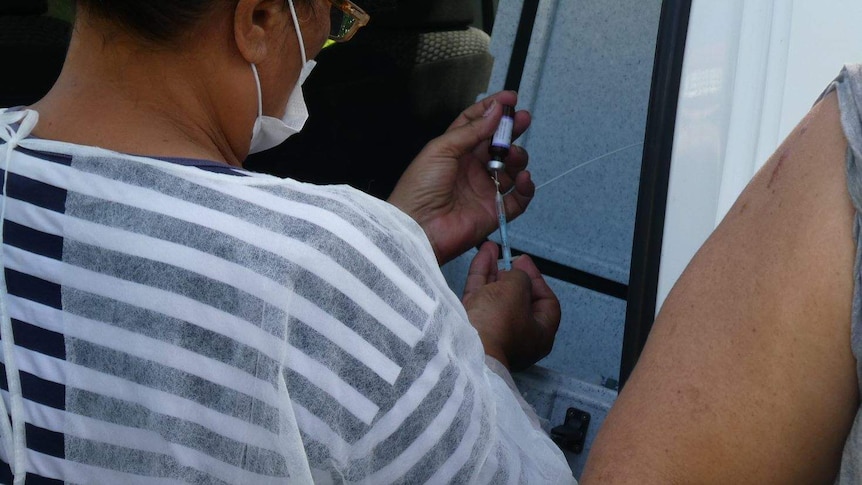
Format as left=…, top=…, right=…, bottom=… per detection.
left=581, top=91, right=860, bottom=484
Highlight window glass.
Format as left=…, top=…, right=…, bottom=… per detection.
left=444, top=0, right=664, bottom=390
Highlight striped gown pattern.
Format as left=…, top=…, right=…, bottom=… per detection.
left=0, top=132, right=570, bottom=484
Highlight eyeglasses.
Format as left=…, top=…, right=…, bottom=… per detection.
left=328, top=0, right=370, bottom=43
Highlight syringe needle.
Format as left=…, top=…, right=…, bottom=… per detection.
left=493, top=174, right=512, bottom=271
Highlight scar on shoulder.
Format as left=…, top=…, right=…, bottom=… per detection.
left=766, top=119, right=812, bottom=190
left=767, top=150, right=789, bottom=190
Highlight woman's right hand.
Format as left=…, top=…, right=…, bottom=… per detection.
left=462, top=241, right=561, bottom=372
left=387, top=91, right=533, bottom=265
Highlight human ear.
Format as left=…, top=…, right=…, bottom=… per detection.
left=233, top=0, right=288, bottom=64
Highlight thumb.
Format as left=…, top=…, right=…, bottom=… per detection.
left=463, top=242, right=500, bottom=302
left=428, top=100, right=501, bottom=159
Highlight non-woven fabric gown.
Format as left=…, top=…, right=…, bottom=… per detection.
left=0, top=107, right=575, bottom=483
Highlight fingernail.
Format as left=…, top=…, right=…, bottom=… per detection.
left=483, top=100, right=497, bottom=118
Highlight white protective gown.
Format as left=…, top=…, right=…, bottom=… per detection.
left=0, top=108, right=576, bottom=484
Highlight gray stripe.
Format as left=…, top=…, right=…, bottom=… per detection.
left=68, top=156, right=433, bottom=320
left=396, top=381, right=477, bottom=484
left=284, top=368, right=369, bottom=443
left=297, top=433, right=340, bottom=480
left=68, top=389, right=288, bottom=477
left=488, top=444, right=509, bottom=485
left=64, top=287, right=281, bottom=383
left=294, top=310, right=458, bottom=450
left=66, top=437, right=234, bottom=484
left=344, top=362, right=459, bottom=479
left=376, top=305, right=449, bottom=417
left=449, top=401, right=493, bottom=484
left=65, top=194, right=423, bottom=358
left=257, top=183, right=434, bottom=295
left=63, top=239, right=288, bottom=339
left=288, top=319, right=391, bottom=406
left=295, top=274, right=415, bottom=361
left=67, top=339, right=280, bottom=432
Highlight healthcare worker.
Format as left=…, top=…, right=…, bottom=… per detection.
left=0, top=0, right=575, bottom=483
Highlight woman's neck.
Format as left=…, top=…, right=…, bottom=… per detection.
left=29, top=13, right=254, bottom=168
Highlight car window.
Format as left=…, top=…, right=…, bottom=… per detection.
left=444, top=0, right=666, bottom=392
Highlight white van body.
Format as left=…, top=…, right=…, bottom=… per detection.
left=661, top=0, right=862, bottom=310
left=443, top=0, right=862, bottom=478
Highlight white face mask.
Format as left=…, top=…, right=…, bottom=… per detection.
left=249, top=0, right=318, bottom=154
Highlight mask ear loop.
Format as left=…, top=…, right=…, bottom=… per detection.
left=251, top=0, right=307, bottom=122
left=0, top=108, right=35, bottom=485
left=287, top=0, right=308, bottom=65
left=251, top=63, right=264, bottom=119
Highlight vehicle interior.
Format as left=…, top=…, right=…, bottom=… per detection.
left=244, top=0, right=499, bottom=198
left=0, top=0, right=498, bottom=201
left=0, top=0, right=71, bottom=110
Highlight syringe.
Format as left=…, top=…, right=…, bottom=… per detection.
left=493, top=174, right=513, bottom=271
left=488, top=105, right=515, bottom=271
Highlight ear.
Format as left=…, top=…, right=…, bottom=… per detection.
left=233, top=0, right=288, bottom=64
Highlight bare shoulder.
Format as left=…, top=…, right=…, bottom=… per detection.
left=581, top=91, right=859, bottom=484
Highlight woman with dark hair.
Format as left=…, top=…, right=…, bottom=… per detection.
left=0, top=0, right=574, bottom=483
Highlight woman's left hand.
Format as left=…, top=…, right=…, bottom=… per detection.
left=387, top=91, right=534, bottom=265
left=462, top=241, right=561, bottom=371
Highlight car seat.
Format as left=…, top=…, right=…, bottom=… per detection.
left=244, top=0, right=495, bottom=199
left=0, top=0, right=71, bottom=108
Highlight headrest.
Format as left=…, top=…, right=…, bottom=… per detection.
left=1, top=0, right=48, bottom=16
left=355, top=0, right=398, bottom=15
left=361, top=0, right=474, bottom=30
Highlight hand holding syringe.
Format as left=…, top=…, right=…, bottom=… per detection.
left=487, top=105, right=516, bottom=271
left=387, top=91, right=533, bottom=266
left=484, top=103, right=642, bottom=272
